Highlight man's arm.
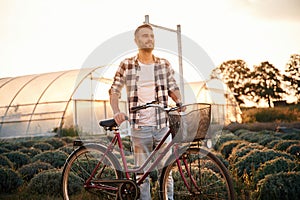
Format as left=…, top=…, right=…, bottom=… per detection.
left=165, top=61, right=183, bottom=105
left=169, top=89, right=182, bottom=105
left=110, top=93, right=121, bottom=114
left=110, top=93, right=126, bottom=125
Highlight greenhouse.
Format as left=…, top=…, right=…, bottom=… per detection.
left=0, top=66, right=241, bottom=138
left=0, top=66, right=127, bottom=138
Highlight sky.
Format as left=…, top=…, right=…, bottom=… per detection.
left=1, top=0, right=300, bottom=78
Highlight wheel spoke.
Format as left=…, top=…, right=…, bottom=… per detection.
left=61, top=144, right=122, bottom=200
left=160, top=147, right=235, bottom=200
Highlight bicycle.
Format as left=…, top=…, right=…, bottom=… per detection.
left=61, top=102, right=235, bottom=200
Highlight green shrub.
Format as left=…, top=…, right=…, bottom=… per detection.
left=0, top=155, right=13, bottom=169
left=233, top=129, right=249, bottom=137
left=287, top=144, right=300, bottom=158
left=44, top=138, right=66, bottom=149
left=274, top=140, right=300, bottom=151
left=228, top=142, right=264, bottom=164
left=258, top=130, right=277, bottom=135
left=215, top=153, right=230, bottom=168
left=32, top=150, right=68, bottom=168
left=238, top=130, right=272, bottom=143
left=54, top=126, right=79, bottom=137
left=19, top=140, right=36, bottom=148
left=27, top=169, right=63, bottom=197
left=122, top=139, right=132, bottom=153
left=0, top=147, right=9, bottom=154
left=280, top=132, right=300, bottom=140
left=234, top=149, right=294, bottom=177
left=213, top=132, right=239, bottom=151
left=3, top=151, right=31, bottom=170
left=1, top=142, right=23, bottom=151
left=58, top=145, right=74, bottom=155
left=266, top=139, right=283, bottom=149
left=231, top=141, right=249, bottom=150
left=61, top=136, right=77, bottom=144
left=253, top=157, right=300, bottom=184
left=252, top=171, right=300, bottom=200
left=0, top=166, right=23, bottom=193
left=33, top=142, right=54, bottom=152
left=19, top=147, right=42, bottom=157
left=18, top=161, right=53, bottom=181
left=219, top=140, right=244, bottom=159
left=258, top=136, right=282, bottom=146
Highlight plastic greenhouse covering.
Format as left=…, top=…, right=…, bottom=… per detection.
left=0, top=66, right=241, bottom=139
left=0, top=67, right=127, bottom=138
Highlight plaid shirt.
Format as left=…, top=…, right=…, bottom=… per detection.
left=109, top=55, right=180, bottom=129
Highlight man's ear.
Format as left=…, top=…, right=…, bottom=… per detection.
left=134, top=37, right=137, bottom=45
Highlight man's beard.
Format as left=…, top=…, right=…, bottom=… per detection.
left=140, top=47, right=154, bottom=53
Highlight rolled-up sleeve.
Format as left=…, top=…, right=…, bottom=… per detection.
left=109, top=62, right=126, bottom=97
left=166, top=62, right=180, bottom=92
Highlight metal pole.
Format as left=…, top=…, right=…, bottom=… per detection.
left=144, top=15, right=185, bottom=103
left=177, top=25, right=184, bottom=103
left=145, top=15, right=149, bottom=24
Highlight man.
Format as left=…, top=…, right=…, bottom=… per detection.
left=109, top=24, right=182, bottom=200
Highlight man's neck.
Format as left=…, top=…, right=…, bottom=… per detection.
left=138, top=50, right=154, bottom=64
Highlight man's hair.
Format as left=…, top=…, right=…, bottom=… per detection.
left=134, top=24, right=153, bottom=37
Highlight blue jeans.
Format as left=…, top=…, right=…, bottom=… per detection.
left=132, top=126, right=174, bottom=200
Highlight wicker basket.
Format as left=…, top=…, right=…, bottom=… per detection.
left=168, top=103, right=211, bottom=142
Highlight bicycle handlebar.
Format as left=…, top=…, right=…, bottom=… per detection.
left=100, top=102, right=183, bottom=130
left=130, top=101, right=182, bottom=113
left=130, top=101, right=161, bottom=112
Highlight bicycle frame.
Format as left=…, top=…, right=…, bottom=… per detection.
left=116, top=127, right=173, bottom=181
left=81, top=102, right=211, bottom=194
left=81, top=125, right=204, bottom=197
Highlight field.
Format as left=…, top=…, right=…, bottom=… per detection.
left=0, top=106, right=299, bottom=200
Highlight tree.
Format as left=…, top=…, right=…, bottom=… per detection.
left=284, top=54, right=300, bottom=103
left=210, top=59, right=251, bottom=105
left=248, top=61, right=285, bottom=107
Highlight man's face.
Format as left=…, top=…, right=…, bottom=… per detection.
left=134, top=27, right=155, bottom=52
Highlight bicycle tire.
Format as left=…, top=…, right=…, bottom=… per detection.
left=160, top=147, right=235, bottom=200
left=61, top=143, right=123, bottom=200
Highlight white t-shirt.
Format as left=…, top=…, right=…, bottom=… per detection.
left=137, top=62, right=156, bottom=126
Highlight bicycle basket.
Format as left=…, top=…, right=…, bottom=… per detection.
left=168, top=103, right=211, bottom=142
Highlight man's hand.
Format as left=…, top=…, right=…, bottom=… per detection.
left=113, top=112, right=127, bottom=125
left=176, top=102, right=186, bottom=112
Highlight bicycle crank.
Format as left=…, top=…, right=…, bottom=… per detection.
left=118, top=179, right=139, bottom=200
left=90, top=179, right=139, bottom=200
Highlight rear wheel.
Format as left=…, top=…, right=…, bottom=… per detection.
left=160, top=147, right=235, bottom=200
left=61, top=144, right=123, bottom=200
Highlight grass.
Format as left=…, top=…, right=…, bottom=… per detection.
left=224, top=105, right=300, bottom=132
left=241, top=104, right=300, bottom=123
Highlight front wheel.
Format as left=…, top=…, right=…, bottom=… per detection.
left=61, top=143, right=123, bottom=200
left=160, top=147, right=235, bottom=200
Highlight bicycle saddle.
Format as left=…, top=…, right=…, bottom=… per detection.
left=99, top=119, right=117, bottom=130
